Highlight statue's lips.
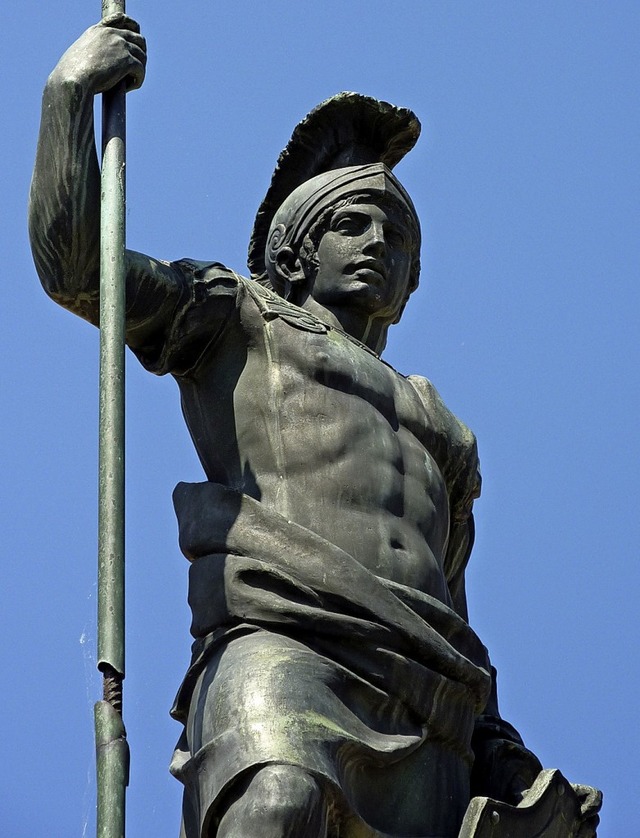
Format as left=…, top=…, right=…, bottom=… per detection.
left=351, top=261, right=387, bottom=283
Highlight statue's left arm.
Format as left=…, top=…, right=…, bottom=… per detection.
left=407, top=375, right=543, bottom=802
left=440, top=397, right=601, bottom=829
left=451, top=513, right=601, bottom=832
left=445, top=506, right=544, bottom=804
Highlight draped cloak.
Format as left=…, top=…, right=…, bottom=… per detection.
left=169, top=481, right=492, bottom=838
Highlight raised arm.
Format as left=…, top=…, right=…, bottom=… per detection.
left=28, top=15, right=185, bottom=345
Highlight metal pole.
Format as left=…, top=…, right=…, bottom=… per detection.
left=96, top=2, right=129, bottom=836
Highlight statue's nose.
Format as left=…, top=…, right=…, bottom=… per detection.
left=363, top=224, right=386, bottom=257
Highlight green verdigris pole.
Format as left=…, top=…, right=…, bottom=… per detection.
left=95, top=1, right=129, bottom=836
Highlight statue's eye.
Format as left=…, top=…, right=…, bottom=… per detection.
left=385, top=227, right=406, bottom=248
left=332, top=214, right=366, bottom=235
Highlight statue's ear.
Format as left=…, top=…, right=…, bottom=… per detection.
left=274, top=246, right=306, bottom=294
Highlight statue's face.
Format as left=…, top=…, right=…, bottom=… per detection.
left=309, top=202, right=415, bottom=321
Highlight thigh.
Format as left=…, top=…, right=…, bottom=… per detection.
left=215, top=764, right=327, bottom=838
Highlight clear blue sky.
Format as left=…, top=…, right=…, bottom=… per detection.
left=2, top=2, right=638, bottom=835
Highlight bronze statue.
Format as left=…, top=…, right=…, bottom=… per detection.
left=29, top=15, right=601, bottom=838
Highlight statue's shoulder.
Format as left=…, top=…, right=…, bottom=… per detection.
left=173, top=261, right=328, bottom=334
left=172, top=259, right=246, bottom=296
left=237, top=277, right=331, bottom=335
left=141, top=260, right=248, bottom=377
left=407, top=375, right=476, bottom=452
left=407, top=375, right=480, bottom=508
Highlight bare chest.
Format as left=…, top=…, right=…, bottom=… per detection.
left=180, top=306, right=453, bottom=591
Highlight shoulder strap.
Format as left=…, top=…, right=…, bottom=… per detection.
left=241, top=278, right=329, bottom=334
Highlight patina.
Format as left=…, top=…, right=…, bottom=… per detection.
left=29, top=14, right=601, bottom=838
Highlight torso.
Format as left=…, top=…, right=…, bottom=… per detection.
left=176, top=278, right=454, bottom=604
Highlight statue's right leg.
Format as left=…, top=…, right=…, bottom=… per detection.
left=214, top=764, right=328, bottom=838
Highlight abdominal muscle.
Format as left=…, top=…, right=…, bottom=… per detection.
left=239, top=410, right=453, bottom=603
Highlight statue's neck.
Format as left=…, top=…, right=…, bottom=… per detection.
left=299, top=295, right=389, bottom=355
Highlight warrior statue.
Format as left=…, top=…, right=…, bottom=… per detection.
left=29, top=14, right=601, bottom=838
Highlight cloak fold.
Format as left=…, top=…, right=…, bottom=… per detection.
left=171, top=481, right=492, bottom=837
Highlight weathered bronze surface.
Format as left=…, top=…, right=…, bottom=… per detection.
left=29, top=15, right=601, bottom=838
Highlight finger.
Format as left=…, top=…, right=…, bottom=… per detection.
left=127, top=42, right=147, bottom=67
left=101, top=13, right=141, bottom=34
left=124, top=61, right=146, bottom=92
left=571, top=784, right=603, bottom=817
left=575, top=817, right=599, bottom=838
left=131, top=32, right=147, bottom=52
left=125, top=43, right=147, bottom=90
left=115, top=30, right=146, bottom=51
